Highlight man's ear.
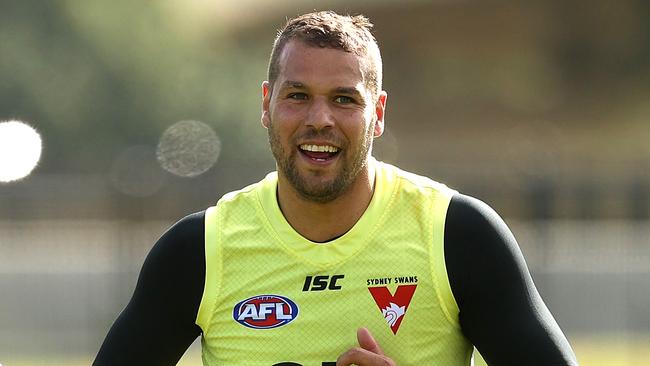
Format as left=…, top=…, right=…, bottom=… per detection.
left=373, top=91, right=387, bottom=137
left=261, top=81, right=271, bottom=128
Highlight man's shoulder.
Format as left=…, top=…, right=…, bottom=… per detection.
left=445, top=193, right=517, bottom=260
left=377, top=162, right=506, bottom=226
left=216, top=171, right=277, bottom=206
left=447, top=193, right=505, bottom=230
left=136, top=210, right=206, bottom=293
left=380, top=161, right=456, bottom=198
left=161, top=210, right=206, bottom=246
left=173, top=210, right=206, bottom=228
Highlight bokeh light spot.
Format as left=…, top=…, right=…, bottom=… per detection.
left=156, top=120, right=221, bottom=177
left=0, top=120, right=42, bottom=183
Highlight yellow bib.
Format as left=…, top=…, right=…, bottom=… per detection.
left=196, top=161, right=472, bottom=365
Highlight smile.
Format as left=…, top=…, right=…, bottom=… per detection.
left=298, top=144, right=340, bottom=162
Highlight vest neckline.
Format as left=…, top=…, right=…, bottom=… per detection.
left=257, top=159, right=396, bottom=267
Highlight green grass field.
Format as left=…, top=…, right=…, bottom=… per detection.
left=5, top=335, right=650, bottom=366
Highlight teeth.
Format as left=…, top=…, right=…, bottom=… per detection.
left=300, top=144, right=339, bottom=153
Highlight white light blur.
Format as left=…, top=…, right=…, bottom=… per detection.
left=157, top=120, right=221, bottom=178
left=0, top=120, right=42, bottom=183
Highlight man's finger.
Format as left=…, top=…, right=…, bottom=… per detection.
left=336, top=347, right=394, bottom=366
left=357, top=327, right=384, bottom=355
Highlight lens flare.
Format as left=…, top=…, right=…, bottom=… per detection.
left=0, top=120, right=42, bottom=183
left=156, top=120, right=221, bottom=177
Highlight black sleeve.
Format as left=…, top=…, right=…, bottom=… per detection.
left=93, top=211, right=207, bottom=366
left=445, top=194, right=578, bottom=365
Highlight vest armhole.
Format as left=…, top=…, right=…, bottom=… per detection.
left=196, top=205, right=220, bottom=334
left=430, top=189, right=462, bottom=329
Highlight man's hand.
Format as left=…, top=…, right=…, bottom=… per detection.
left=336, top=327, right=397, bottom=366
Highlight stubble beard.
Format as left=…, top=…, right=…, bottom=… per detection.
left=267, top=119, right=374, bottom=204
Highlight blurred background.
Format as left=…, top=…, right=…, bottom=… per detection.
left=1, top=0, right=649, bottom=365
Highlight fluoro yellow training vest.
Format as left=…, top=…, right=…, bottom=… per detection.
left=196, top=160, right=473, bottom=365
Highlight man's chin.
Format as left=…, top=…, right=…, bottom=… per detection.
left=293, top=177, right=346, bottom=203
left=296, top=189, right=341, bottom=203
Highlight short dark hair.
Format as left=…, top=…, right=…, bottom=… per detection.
left=267, top=11, right=382, bottom=100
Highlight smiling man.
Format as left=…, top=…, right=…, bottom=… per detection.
left=94, top=11, right=579, bottom=366
left=262, top=36, right=386, bottom=242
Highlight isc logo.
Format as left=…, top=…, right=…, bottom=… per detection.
left=233, top=295, right=299, bottom=329
left=302, top=274, right=344, bottom=291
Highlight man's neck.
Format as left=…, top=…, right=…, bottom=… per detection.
left=277, top=163, right=376, bottom=243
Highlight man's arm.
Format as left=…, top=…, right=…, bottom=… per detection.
left=445, top=194, right=578, bottom=365
left=93, top=211, right=206, bottom=365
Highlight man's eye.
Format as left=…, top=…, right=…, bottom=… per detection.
left=334, top=96, right=354, bottom=104
left=288, top=93, right=308, bottom=100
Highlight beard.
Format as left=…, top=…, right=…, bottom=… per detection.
left=267, top=118, right=374, bottom=203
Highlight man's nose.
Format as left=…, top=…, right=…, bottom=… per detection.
left=305, top=97, right=335, bottom=130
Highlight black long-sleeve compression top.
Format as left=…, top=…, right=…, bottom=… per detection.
left=93, top=194, right=578, bottom=365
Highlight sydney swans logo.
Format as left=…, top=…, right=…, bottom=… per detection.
left=368, top=284, right=417, bottom=334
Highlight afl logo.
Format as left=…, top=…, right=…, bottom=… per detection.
left=233, top=294, right=299, bottom=329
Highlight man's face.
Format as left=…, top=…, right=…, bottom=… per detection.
left=261, top=40, right=386, bottom=203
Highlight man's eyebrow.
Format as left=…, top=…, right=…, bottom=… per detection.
left=278, top=82, right=363, bottom=97
left=280, top=81, right=305, bottom=89
left=334, top=87, right=363, bottom=96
